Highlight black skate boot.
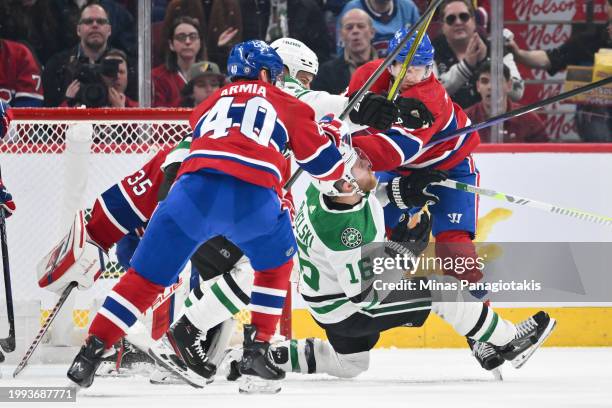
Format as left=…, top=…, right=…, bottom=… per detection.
left=67, top=336, right=107, bottom=388
left=239, top=325, right=285, bottom=394
left=467, top=338, right=505, bottom=371
left=96, top=338, right=155, bottom=377
left=148, top=315, right=216, bottom=388
left=495, top=311, right=557, bottom=369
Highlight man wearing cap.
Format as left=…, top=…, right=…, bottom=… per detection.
left=180, top=61, right=226, bottom=107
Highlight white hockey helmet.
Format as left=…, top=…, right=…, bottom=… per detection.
left=270, top=38, right=319, bottom=78
left=313, top=144, right=366, bottom=197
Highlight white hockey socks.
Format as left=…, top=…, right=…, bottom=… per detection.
left=432, top=300, right=516, bottom=346
left=271, top=338, right=369, bottom=378
left=184, top=257, right=253, bottom=332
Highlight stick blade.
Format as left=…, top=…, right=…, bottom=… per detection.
left=0, top=336, right=15, bottom=353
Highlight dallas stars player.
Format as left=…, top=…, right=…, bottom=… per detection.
left=149, top=144, right=556, bottom=391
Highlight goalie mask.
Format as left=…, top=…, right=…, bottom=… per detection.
left=313, top=145, right=372, bottom=197
left=270, top=38, right=319, bottom=79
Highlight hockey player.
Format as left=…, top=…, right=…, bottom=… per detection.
left=348, top=28, right=483, bottom=286
left=66, top=39, right=350, bottom=388
left=149, top=144, right=556, bottom=391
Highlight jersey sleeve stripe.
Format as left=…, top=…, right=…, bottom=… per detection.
left=117, top=182, right=148, bottom=222
left=373, top=129, right=422, bottom=164
left=296, top=143, right=343, bottom=179
left=97, top=196, right=129, bottom=235
left=187, top=149, right=283, bottom=180
left=99, top=185, right=148, bottom=233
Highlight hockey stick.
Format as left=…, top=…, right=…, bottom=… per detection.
left=387, top=10, right=437, bottom=101
left=283, top=0, right=444, bottom=190
left=13, top=281, right=77, bottom=377
left=0, top=167, right=15, bottom=358
left=422, top=75, right=612, bottom=148
left=437, top=179, right=612, bottom=227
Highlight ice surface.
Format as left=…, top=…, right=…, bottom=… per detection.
left=1, top=348, right=610, bottom=408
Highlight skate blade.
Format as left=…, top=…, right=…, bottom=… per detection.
left=148, top=345, right=207, bottom=389
left=238, top=375, right=282, bottom=394
left=511, top=318, right=557, bottom=369
left=491, top=367, right=503, bottom=381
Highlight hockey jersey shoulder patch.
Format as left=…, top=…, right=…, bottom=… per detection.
left=305, top=184, right=377, bottom=252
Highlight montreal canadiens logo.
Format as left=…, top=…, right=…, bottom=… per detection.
left=341, top=228, right=362, bottom=248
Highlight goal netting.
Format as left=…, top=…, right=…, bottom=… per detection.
left=0, top=108, right=292, bottom=363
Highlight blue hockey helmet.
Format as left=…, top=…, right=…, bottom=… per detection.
left=387, top=28, right=435, bottom=66
left=227, top=40, right=284, bottom=83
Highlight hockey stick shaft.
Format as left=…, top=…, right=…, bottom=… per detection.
left=387, top=10, right=437, bottom=101
left=438, top=179, right=612, bottom=227
left=0, top=165, right=15, bottom=354
left=13, top=281, right=77, bottom=377
left=424, top=76, right=612, bottom=147
left=0, top=209, right=15, bottom=353
left=283, top=0, right=443, bottom=191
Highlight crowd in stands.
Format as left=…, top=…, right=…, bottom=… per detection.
left=0, top=0, right=610, bottom=141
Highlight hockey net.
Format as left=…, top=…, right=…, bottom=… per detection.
left=0, top=108, right=292, bottom=361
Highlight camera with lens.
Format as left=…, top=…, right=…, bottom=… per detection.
left=74, top=58, right=121, bottom=107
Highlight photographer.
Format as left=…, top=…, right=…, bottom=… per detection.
left=42, top=3, right=116, bottom=107
left=61, top=49, right=137, bottom=108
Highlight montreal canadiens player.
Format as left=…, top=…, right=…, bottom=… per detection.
left=348, top=28, right=484, bottom=286
left=65, top=40, right=351, bottom=388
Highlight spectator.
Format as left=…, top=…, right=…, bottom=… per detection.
left=465, top=61, right=547, bottom=143
left=180, top=61, right=226, bottom=107
left=51, top=0, right=137, bottom=57
left=42, top=3, right=114, bottom=107
left=240, top=0, right=332, bottom=63
left=157, top=0, right=242, bottom=71
left=506, top=0, right=612, bottom=142
left=0, top=38, right=44, bottom=107
left=312, top=8, right=377, bottom=94
left=336, top=0, right=420, bottom=57
left=61, top=49, right=137, bottom=108
left=153, top=16, right=205, bottom=107
left=433, top=0, right=523, bottom=109
left=0, top=0, right=64, bottom=65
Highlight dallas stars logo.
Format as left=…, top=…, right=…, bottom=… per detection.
left=341, top=228, right=362, bottom=248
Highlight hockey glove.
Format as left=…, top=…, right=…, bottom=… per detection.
left=349, top=91, right=398, bottom=130
left=396, top=97, right=435, bottom=130
left=0, top=180, right=15, bottom=218
left=386, top=169, right=448, bottom=209
left=390, top=211, right=432, bottom=257
left=318, top=114, right=349, bottom=146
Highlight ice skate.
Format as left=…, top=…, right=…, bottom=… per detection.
left=67, top=336, right=107, bottom=388
left=238, top=325, right=284, bottom=394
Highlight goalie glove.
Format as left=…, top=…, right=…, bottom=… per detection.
left=349, top=91, right=398, bottom=130
left=37, top=210, right=107, bottom=294
left=0, top=180, right=15, bottom=218
left=395, top=97, right=434, bottom=130
left=386, top=169, right=448, bottom=209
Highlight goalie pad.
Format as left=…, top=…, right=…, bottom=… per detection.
left=37, top=210, right=107, bottom=294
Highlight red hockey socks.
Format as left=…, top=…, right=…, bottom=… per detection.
left=88, top=268, right=164, bottom=349
left=249, top=259, right=293, bottom=342
left=435, top=230, right=483, bottom=283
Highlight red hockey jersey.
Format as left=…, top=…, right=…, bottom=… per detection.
left=348, top=59, right=480, bottom=173
left=0, top=40, right=44, bottom=106
left=178, top=80, right=344, bottom=194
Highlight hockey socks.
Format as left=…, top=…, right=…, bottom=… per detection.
left=90, top=268, right=165, bottom=349
left=432, top=301, right=516, bottom=346
left=270, top=338, right=369, bottom=378
left=183, top=258, right=253, bottom=332
left=250, top=260, right=293, bottom=342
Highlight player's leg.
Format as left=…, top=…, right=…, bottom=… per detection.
left=67, top=171, right=221, bottom=387
left=427, top=155, right=483, bottom=285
